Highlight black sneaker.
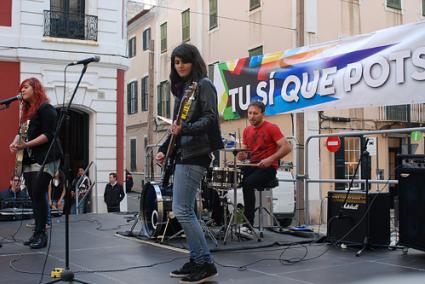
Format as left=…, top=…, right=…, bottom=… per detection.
left=30, top=232, right=47, bottom=249
left=23, top=232, right=37, bottom=246
left=180, top=262, right=218, bottom=284
left=170, top=259, right=197, bottom=278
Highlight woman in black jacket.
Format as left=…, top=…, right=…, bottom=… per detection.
left=156, top=43, right=223, bottom=284
left=9, top=77, right=61, bottom=249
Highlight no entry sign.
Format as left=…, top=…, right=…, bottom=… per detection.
left=326, top=136, right=341, bottom=152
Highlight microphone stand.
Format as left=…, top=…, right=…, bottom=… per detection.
left=355, top=145, right=371, bottom=257
left=44, top=63, right=90, bottom=284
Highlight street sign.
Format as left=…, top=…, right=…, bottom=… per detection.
left=326, top=136, right=341, bottom=152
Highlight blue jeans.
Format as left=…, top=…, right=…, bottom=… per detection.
left=172, top=164, right=212, bottom=264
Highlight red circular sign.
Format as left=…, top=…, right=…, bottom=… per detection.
left=326, top=136, right=341, bottom=152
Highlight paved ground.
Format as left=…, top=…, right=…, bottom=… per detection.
left=1, top=209, right=424, bottom=284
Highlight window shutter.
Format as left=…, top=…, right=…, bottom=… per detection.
left=334, top=137, right=345, bottom=190
left=134, top=81, right=138, bottom=113
left=127, top=83, right=131, bottom=114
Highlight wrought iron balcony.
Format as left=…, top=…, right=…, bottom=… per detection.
left=43, top=10, right=98, bottom=41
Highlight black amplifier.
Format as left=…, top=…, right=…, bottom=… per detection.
left=327, top=191, right=390, bottom=245
left=397, top=154, right=425, bottom=251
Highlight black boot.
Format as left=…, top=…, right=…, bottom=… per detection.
left=30, top=232, right=47, bottom=249
left=23, top=232, right=37, bottom=246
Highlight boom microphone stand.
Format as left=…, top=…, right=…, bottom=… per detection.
left=45, top=63, right=91, bottom=284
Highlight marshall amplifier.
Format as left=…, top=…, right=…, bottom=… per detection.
left=397, top=154, right=425, bottom=251
left=327, top=191, right=390, bottom=245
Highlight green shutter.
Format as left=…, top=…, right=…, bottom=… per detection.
left=423, top=0, right=425, bottom=16
left=127, top=83, right=131, bottom=114
left=157, top=85, right=162, bottom=116
left=249, top=0, right=261, bottom=11
left=334, top=137, right=345, bottom=190
left=386, top=0, right=401, bottom=10
left=209, top=0, right=218, bottom=30
left=134, top=81, right=138, bottom=113
left=160, top=23, right=167, bottom=53
left=182, top=10, right=190, bottom=42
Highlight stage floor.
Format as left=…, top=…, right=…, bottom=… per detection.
left=1, top=212, right=425, bottom=284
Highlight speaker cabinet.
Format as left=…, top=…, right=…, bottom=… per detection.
left=397, top=155, right=425, bottom=251
left=327, top=191, right=390, bottom=246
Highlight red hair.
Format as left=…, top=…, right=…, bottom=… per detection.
left=19, top=77, right=49, bottom=123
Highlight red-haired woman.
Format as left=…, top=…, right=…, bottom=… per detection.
left=9, top=77, right=62, bottom=249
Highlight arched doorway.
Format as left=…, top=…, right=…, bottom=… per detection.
left=58, top=108, right=90, bottom=182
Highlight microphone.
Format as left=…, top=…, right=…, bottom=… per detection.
left=0, top=94, right=22, bottom=105
left=68, top=56, right=100, bottom=66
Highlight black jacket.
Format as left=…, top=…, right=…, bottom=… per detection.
left=104, top=183, right=125, bottom=207
left=24, top=103, right=62, bottom=165
left=159, top=77, right=224, bottom=160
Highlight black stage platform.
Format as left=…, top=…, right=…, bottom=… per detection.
left=1, top=213, right=425, bottom=284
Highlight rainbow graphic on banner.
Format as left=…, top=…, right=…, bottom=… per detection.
left=214, top=42, right=394, bottom=120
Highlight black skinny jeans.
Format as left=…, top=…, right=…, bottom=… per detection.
left=24, top=171, right=52, bottom=234
left=241, top=167, right=276, bottom=225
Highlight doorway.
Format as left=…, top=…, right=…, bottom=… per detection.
left=58, top=108, right=90, bottom=182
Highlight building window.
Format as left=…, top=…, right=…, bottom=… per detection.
left=423, top=0, right=425, bottom=16
left=209, top=0, right=218, bottom=30
left=386, top=0, right=401, bottom=10
left=143, top=28, right=151, bottom=51
left=128, top=37, right=136, bottom=58
left=141, top=76, right=148, bottom=112
left=208, top=62, right=218, bottom=82
left=157, top=81, right=171, bottom=118
left=127, top=81, right=138, bottom=114
left=344, top=137, right=361, bottom=190
left=160, top=22, right=167, bottom=53
left=182, top=9, right=190, bottom=42
left=249, top=45, right=263, bottom=57
left=45, top=0, right=98, bottom=41
left=130, top=138, right=137, bottom=171
left=249, top=0, right=261, bottom=11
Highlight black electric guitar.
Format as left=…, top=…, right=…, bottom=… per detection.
left=161, top=82, right=198, bottom=187
left=15, top=120, right=29, bottom=177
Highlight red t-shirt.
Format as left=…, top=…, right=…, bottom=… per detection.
left=243, top=121, right=284, bottom=169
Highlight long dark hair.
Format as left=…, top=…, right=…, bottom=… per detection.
left=170, top=43, right=207, bottom=96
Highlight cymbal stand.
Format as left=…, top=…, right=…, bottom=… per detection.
left=223, top=149, right=260, bottom=244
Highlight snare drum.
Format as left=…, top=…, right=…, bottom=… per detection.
left=140, top=182, right=202, bottom=238
left=208, top=167, right=241, bottom=189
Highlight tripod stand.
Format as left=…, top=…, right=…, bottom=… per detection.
left=45, top=63, right=91, bottom=284
left=223, top=149, right=260, bottom=244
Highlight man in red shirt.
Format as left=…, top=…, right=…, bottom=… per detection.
left=237, top=101, right=292, bottom=228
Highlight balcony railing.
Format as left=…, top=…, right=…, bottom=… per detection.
left=379, top=104, right=425, bottom=122
left=43, top=10, right=98, bottom=41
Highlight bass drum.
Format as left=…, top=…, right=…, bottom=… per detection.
left=140, top=182, right=203, bottom=238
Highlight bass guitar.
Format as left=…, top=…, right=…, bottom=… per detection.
left=161, top=82, right=198, bottom=187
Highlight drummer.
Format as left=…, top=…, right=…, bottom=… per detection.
left=237, top=101, right=291, bottom=231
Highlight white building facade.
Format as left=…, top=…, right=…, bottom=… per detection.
left=0, top=0, right=129, bottom=213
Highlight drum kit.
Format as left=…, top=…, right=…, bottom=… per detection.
left=138, top=148, right=264, bottom=244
